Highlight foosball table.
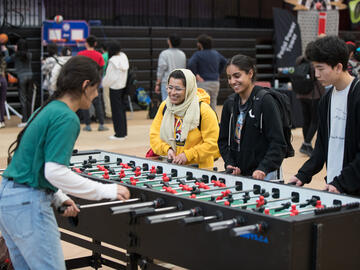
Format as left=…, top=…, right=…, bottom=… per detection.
left=56, top=150, right=360, bottom=270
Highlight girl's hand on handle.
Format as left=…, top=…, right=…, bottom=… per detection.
left=61, top=199, right=80, bottom=217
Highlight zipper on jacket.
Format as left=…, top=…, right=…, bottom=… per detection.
left=228, top=112, right=233, bottom=147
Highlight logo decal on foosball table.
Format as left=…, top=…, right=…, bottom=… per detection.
left=239, top=233, right=269, bottom=244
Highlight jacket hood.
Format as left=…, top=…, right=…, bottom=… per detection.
left=196, top=88, right=211, bottom=105
left=109, top=54, right=124, bottom=69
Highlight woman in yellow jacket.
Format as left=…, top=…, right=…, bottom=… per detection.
left=150, top=69, right=220, bottom=169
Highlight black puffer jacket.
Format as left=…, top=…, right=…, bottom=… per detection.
left=218, top=86, right=287, bottom=176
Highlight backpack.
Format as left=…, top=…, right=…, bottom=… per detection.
left=290, top=60, right=314, bottom=95
left=148, top=93, right=161, bottom=119
left=253, top=88, right=295, bottom=158
left=136, top=87, right=151, bottom=109
left=125, top=66, right=137, bottom=96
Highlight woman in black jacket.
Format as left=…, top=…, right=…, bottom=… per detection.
left=218, top=54, right=287, bottom=180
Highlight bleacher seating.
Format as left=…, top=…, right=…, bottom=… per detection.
left=91, top=26, right=274, bottom=104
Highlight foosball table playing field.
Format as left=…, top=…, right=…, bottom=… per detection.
left=56, top=150, right=360, bottom=270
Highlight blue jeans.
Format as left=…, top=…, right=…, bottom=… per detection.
left=160, top=83, right=168, bottom=101
left=0, top=178, right=65, bottom=270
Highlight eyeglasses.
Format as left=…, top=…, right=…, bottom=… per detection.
left=167, top=85, right=185, bottom=92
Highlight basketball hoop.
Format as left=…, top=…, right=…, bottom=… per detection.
left=50, top=38, right=66, bottom=47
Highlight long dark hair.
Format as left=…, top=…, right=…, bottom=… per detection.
left=107, top=41, right=122, bottom=59
left=7, top=55, right=101, bottom=164
left=16, top=39, right=30, bottom=62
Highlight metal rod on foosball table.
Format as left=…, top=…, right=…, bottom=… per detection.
left=111, top=198, right=164, bottom=215
left=195, top=188, right=255, bottom=200
left=262, top=196, right=318, bottom=214
left=58, top=198, right=140, bottom=213
left=131, top=174, right=187, bottom=184
left=174, top=182, right=245, bottom=197
left=230, top=193, right=270, bottom=208
left=206, top=216, right=245, bottom=232
left=230, top=221, right=268, bottom=237
left=131, top=206, right=178, bottom=216
left=273, top=201, right=324, bottom=217
left=69, top=155, right=112, bottom=166
left=145, top=207, right=202, bottom=224
left=182, top=211, right=223, bottom=225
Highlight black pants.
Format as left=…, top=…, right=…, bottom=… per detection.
left=0, top=75, right=7, bottom=122
left=110, top=88, right=127, bottom=137
left=81, top=89, right=105, bottom=125
left=299, top=98, right=320, bottom=144
left=18, top=74, right=33, bottom=123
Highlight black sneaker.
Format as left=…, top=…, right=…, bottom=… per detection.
left=306, top=144, right=314, bottom=156
left=300, top=143, right=313, bottom=157
left=299, top=143, right=308, bottom=155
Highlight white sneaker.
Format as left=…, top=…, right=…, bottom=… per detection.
left=17, top=122, right=27, bottom=128
left=0, top=122, right=5, bottom=128
left=109, top=135, right=125, bottom=140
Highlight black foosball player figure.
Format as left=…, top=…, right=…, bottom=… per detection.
left=0, top=55, right=130, bottom=270
left=289, top=36, right=360, bottom=196
left=218, top=54, right=287, bottom=180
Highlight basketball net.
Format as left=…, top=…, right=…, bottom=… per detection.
left=75, top=39, right=85, bottom=48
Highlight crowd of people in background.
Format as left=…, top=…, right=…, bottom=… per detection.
left=0, top=32, right=359, bottom=197
left=0, top=27, right=360, bottom=269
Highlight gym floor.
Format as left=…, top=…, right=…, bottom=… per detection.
left=0, top=107, right=326, bottom=269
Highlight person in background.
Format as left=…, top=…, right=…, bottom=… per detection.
left=155, top=33, right=186, bottom=101
left=49, top=47, right=72, bottom=93
left=2, top=39, right=33, bottom=127
left=100, top=42, right=112, bottom=118
left=218, top=54, right=286, bottom=180
left=188, top=34, right=227, bottom=111
left=78, top=35, right=108, bottom=132
left=150, top=69, right=220, bottom=169
left=42, top=43, right=58, bottom=96
left=0, top=55, right=130, bottom=269
left=342, top=33, right=360, bottom=78
left=102, top=41, right=129, bottom=140
left=289, top=36, right=360, bottom=196
left=294, top=56, right=325, bottom=157
left=0, top=50, right=7, bottom=128
left=345, top=41, right=360, bottom=78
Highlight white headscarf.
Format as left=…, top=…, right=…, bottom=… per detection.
left=159, top=69, right=200, bottom=151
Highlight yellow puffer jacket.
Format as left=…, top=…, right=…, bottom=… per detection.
left=149, top=88, right=220, bottom=169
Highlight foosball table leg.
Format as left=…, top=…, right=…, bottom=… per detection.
left=127, top=253, right=170, bottom=270
left=91, top=239, right=103, bottom=269
left=127, top=253, right=141, bottom=270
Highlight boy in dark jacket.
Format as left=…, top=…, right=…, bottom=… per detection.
left=218, top=54, right=287, bottom=180
left=289, top=36, right=360, bottom=196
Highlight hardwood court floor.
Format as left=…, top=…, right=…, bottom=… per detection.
left=0, top=106, right=326, bottom=269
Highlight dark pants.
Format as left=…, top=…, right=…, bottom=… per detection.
left=299, top=98, right=320, bottom=144
left=110, top=88, right=127, bottom=137
left=81, top=89, right=105, bottom=125
left=0, top=75, right=7, bottom=122
left=18, top=74, right=33, bottom=123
